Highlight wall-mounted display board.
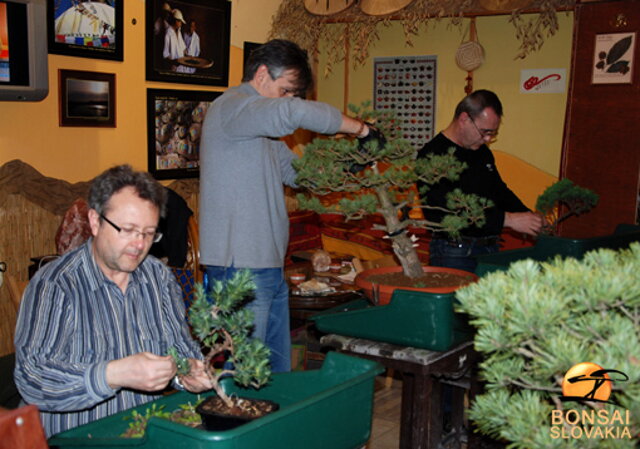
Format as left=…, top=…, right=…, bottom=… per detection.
left=373, top=55, right=437, bottom=150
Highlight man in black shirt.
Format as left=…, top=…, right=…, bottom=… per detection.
left=417, top=90, right=543, bottom=272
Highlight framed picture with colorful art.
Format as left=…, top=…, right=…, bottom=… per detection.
left=147, top=88, right=221, bottom=179
left=47, top=0, right=123, bottom=61
left=145, top=0, right=230, bottom=86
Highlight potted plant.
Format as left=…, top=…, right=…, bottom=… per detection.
left=48, top=269, right=384, bottom=449
left=171, top=269, right=276, bottom=430
left=455, top=243, right=640, bottom=448
left=535, top=178, right=599, bottom=235
left=293, top=103, right=485, bottom=303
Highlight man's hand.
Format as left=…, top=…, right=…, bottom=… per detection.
left=179, top=359, right=214, bottom=393
left=357, top=124, right=386, bottom=153
left=504, top=211, right=544, bottom=236
left=349, top=124, right=387, bottom=173
left=106, top=352, right=175, bottom=392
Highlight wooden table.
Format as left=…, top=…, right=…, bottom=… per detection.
left=320, top=335, right=479, bottom=449
left=285, top=262, right=364, bottom=368
left=285, top=262, right=363, bottom=321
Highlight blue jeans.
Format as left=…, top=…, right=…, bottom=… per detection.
left=429, top=238, right=499, bottom=273
left=204, top=265, right=291, bottom=373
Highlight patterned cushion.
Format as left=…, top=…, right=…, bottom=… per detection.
left=171, top=267, right=195, bottom=310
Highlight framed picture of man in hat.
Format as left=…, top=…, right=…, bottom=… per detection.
left=47, top=0, right=123, bottom=61
left=145, top=0, right=230, bottom=86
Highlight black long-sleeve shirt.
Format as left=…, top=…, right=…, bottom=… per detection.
left=416, top=133, right=529, bottom=237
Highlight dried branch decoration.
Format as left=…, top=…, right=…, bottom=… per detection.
left=269, top=0, right=575, bottom=73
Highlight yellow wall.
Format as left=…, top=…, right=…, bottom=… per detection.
left=0, top=0, right=282, bottom=183
left=0, top=4, right=573, bottom=183
left=316, top=13, right=574, bottom=177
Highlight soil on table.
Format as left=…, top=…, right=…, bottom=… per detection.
left=364, top=271, right=475, bottom=289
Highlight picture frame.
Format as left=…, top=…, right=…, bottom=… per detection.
left=47, top=0, right=123, bottom=61
left=243, top=41, right=262, bottom=75
left=147, top=88, right=221, bottom=180
left=592, top=32, right=635, bottom=84
left=59, top=69, right=116, bottom=127
left=145, top=0, right=231, bottom=86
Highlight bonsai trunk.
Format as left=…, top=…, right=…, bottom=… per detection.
left=374, top=185, right=424, bottom=278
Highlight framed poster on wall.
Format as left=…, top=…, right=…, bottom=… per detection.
left=145, top=0, right=231, bottom=86
left=592, top=32, right=635, bottom=84
left=373, top=56, right=437, bottom=150
left=147, top=88, right=221, bottom=180
left=58, top=69, right=116, bottom=127
left=47, top=0, right=123, bottom=61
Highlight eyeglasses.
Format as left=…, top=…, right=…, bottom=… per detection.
left=469, top=117, right=498, bottom=141
left=100, top=213, right=163, bottom=243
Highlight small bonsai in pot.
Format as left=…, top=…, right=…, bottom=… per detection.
left=172, top=269, right=276, bottom=430
left=294, top=103, right=489, bottom=281
left=455, top=244, right=640, bottom=448
left=535, top=178, right=599, bottom=235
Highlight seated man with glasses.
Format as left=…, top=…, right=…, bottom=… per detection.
left=14, top=165, right=212, bottom=437
left=417, top=89, right=543, bottom=272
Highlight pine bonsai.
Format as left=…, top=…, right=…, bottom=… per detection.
left=456, top=244, right=640, bottom=448
left=536, top=178, right=599, bottom=235
left=293, top=103, right=490, bottom=278
left=172, top=269, right=272, bottom=410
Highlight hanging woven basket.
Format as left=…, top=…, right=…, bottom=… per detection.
left=359, top=0, right=414, bottom=16
left=304, top=0, right=356, bottom=15
left=455, top=40, right=485, bottom=72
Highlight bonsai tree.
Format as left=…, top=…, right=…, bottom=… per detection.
left=455, top=244, right=640, bottom=448
left=535, top=178, right=599, bottom=235
left=172, top=269, right=272, bottom=410
left=294, top=103, right=490, bottom=278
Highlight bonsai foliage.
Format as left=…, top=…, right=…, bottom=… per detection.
left=456, top=244, right=640, bottom=448
left=536, top=178, right=599, bottom=235
left=182, top=270, right=272, bottom=409
left=121, top=401, right=202, bottom=438
left=293, top=102, right=491, bottom=278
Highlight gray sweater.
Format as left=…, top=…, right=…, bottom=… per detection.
left=199, top=83, right=343, bottom=268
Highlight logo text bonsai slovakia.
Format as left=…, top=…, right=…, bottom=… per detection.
left=550, top=362, right=632, bottom=440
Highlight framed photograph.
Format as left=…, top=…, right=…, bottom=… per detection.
left=243, top=41, right=262, bottom=75
left=47, top=0, right=123, bottom=61
left=592, top=32, right=635, bottom=84
left=145, top=0, right=231, bottom=86
left=147, top=88, right=221, bottom=179
left=59, top=69, right=116, bottom=127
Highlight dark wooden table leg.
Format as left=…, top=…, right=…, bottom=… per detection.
left=403, top=371, right=442, bottom=449
left=399, top=372, right=415, bottom=449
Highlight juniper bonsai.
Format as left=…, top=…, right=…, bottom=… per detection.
left=536, top=178, right=599, bottom=235
left=456, top=244, right=640, bottom=448
left=293, top=102, right=490, bottom=278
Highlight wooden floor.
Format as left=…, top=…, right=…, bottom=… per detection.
left=367, top=373, right=402, bottom=449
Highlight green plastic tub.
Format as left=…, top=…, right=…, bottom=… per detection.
left=312, top=289, right=472, bottom=351
left=475, top=224, right=640, bottom=277
left=48, top=352, right=383, bottom=449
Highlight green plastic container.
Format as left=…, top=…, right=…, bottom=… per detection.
left=475, top=224, right=640, bottom=277
left=312, top=289, right=472, bottom=351
left=48, top=352, right=383, bottom=449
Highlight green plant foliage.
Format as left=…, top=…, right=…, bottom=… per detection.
left=167, top=346, right=191, bottom=376
left=294, top=102, right=490, bottom=278
left=536, top=179, right=599, bottom=234
left=121, top=399, right=203, bottom=438
left=188, top=270, right=272, bottom=406
left=456, top=244, right=640, bottom=448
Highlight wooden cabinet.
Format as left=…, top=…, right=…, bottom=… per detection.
left=559, top=0, right=640, bottom=237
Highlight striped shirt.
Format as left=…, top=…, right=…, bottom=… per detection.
left=14, top=239, right=202, bottom=437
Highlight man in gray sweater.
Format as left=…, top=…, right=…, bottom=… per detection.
left=199, top=39, right=371, bottom=372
